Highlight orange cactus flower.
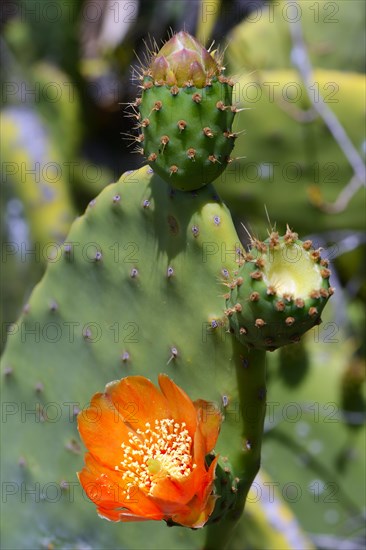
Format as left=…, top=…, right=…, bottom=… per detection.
left=77, top=374, right=221, bottom=528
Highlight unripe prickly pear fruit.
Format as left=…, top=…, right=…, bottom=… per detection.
left=225, top=227, right=334, bottom=351
left=133, top=31, right=237, bottom=191
left=204, top=454, right=239, bottom=524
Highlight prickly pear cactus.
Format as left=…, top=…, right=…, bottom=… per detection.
left=1, top=29, right=336, bottom=550
left=134, top=31, right=237, bottom=190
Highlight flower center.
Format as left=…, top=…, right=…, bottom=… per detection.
left=115, top=419, right=195, bottom=496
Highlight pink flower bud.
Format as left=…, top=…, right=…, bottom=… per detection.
left=150, top=31, right=219, bottom=88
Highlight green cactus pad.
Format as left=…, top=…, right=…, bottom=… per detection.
left=226, top=228, right=333, bottom=351
left=137, top=78, right=236, bottom=190
left=1, top=166, right=249, bottom=549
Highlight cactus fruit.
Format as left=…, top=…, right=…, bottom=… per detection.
left=133, top=31, right=237, bottom=190
left=205, top=455, right=239, bottom=525
left=226, top=227, right=333, bottom=350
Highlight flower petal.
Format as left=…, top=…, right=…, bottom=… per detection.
left=158, top=374, right=197, bottom=436
left=194, top=399, right=222, bottom=454
left=172, top=494, right=218, bottom=528
left=104, top=376, right=170, bottom=431
left=78, top=392, right=135, bottom=468
left=78, top=453, right=163, bottom=521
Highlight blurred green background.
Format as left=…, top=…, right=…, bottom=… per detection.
left=1, top=0, right=365, bottom=548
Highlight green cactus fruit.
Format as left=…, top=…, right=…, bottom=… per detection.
left=226, top=227, right=333, bottom=351
left=133, top=31, right=237, bottom=191
left=205, top=455, right=239, bottom=525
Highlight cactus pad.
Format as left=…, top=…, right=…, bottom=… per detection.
left=1, top=166, right=247, bottom=549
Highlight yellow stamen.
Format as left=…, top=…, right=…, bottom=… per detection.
left=115, top=419, right=195, bottom=495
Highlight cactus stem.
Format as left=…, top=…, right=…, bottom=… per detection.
left=204, top=346, right=267, bottom=550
